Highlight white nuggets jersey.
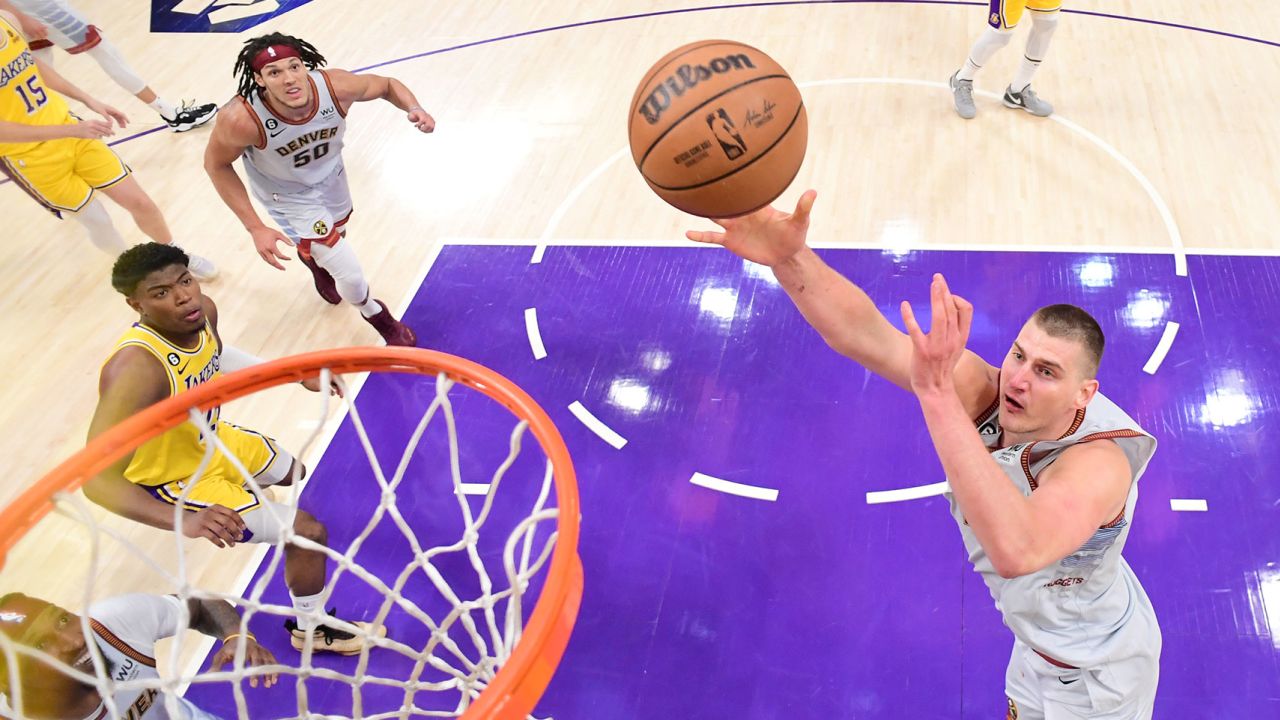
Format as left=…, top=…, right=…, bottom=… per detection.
left=83, top=594, right=220, bottom=720
left=948, top=390, right=1160, bottom=668
left=240, top=69, right=346, bottom=195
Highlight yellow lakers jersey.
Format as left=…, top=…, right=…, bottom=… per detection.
left=0, top=15, right=73, bottom=156
left=109, top=321, right=223, bottom=487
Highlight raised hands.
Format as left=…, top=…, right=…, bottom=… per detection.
left=900, top=273, right=974, bottom=395
left=685, top=189, right=817, bottom=267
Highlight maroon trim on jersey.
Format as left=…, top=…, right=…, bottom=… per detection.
left=1101, top=509, right=1126, bottom=529
left=1062, top=407, right=1086, bottom=438
left=261, top=75, right=320, bottom=126
left=1077, top=429, right=1145, bottom=443
left=973, top=392, right=1001, bottom=427
left=334, top=209, right=353, bottom=228
left=1034, top=648, right=1078, bottom=669
left=1020, top=442, right=1038, bottom=490
left=90, top=619, right=156, bottom=667
left=238, top=96, right=267, bottom=150
left=319, top=69, right=347, bottom=118
left=65, top=25, right=102, bottom=54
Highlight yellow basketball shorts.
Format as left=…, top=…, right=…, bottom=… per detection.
left=139, top=423, right=289, bottom=516
left=988, top=0, right=1062, bottom=29
left=0, top=135, right=129, bottom=216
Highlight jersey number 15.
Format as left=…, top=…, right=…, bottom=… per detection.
left=14, top=76, right=48, bottom=115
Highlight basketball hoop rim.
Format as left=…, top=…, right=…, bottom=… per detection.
left=0, top=346, right=582, bottom=720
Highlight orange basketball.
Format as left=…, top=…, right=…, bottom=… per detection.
left=628, top=40, right=808, bottom=218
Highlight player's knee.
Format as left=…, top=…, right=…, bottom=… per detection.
left=987, top=26, right=1016, bottom=47
left=1031, top=10, right=1060, bottom=31
left=277, top=459, right=306, bottom=487
left=293, top=509, right=328, bottom=546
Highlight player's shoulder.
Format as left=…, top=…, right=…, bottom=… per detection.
left=214, top=95, right=265, bottom=139
left=88, top=593, right=183, bottom=647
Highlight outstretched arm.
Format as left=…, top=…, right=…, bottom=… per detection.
left=83, top=347, right=248, bottom=547
left=188, top=598, right=278, bottom=687
left=687, top=191, right=997, bottom=415
left=904, top=274, right=1132, bottom=577
left=325, top=68, right=435, bottom=133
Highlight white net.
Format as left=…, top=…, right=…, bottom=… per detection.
left=0, top=357, right=576, bottom=720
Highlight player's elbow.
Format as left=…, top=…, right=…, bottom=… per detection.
left=987, top=541, right=1045, bottom=579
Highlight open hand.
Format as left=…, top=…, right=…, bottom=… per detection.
left=250, top=225, right=295, bottom=270
left=900, top=273, right=974, bottom=395
left=685, top=190, right=816, bottom=267
left=210, top=636, right=278, bottom=688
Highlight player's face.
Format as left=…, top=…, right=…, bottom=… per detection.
left=256, top=56, right=311, bottom=110
left=8, top=604, right=95, bottom=712
left=129, top=264, right=205, bottom=335
left=998, top=320, right=1097, bottom=436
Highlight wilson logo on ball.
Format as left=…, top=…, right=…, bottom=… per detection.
left=637, top=54, right=758, bottom=125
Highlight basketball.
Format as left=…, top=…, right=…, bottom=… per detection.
left=628, top=40, right=808, bottom=218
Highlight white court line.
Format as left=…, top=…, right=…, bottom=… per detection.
left=442, top=237, right=1280, bottom=257
left=524, top=307, right=548, bottom=359
left=690, top=472, right=779, bottom=502
left=1170, top=498, right=1208, bottom=512
left=1143, top=321, right=1181, bottom=374
left=170, top=0, right=216, bottom=14
left=460, top=483, right=492, bottom=495
left=178, top=239, right=451, bottom=694
left=866, top=480, right=950, bottom=505
left=533, top=146, right=629, bottom=263
left=568, top=400, right=627, bottom=449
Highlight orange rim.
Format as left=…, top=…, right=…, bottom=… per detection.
left=0, top=347, right=582, bottom=720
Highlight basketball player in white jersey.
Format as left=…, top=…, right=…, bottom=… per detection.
left=204, top=33, right=434, bottom=347
left=687, top=191, right=1161, bottom=719
left=0, top=0, right=218, bottom=131
left=949, top=0, right=1062, bottom=119
left=0, top=590, right=275, bottom=719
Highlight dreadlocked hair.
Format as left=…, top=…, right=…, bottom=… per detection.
left=234, top=33, right=327, bottom=99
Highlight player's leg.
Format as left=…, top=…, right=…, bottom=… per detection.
left=1005, top=638, right=1048, bottom=720
left=950, top=0, right=1020, bottom=119
left=1003, top=3, right=1061, bottom=117
left=0, top=142, right=127, bottom=254
left=213, top=424, right=385, bottom=655
left=309, top=237, right=417, bottom=346
left=92, top=163, right=219, bottom=280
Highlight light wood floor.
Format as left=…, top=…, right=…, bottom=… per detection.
left=0, top=0, right=1276, bottom=673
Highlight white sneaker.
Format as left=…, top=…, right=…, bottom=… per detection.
left=186, top=253, right=219, bottom=282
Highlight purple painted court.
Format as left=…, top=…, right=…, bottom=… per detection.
left=184, top=245, right=1280, bottom=718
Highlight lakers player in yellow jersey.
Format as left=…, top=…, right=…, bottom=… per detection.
left=85, top=243, right=385, bottom=655
left=0, top=8, right=218, bottom=279
left=948, top=0, right=1061, bottom=119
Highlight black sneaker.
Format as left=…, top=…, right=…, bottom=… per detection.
left=284, top=607, right=386, bottom=655
left=164, top=100, right=218, bottom=132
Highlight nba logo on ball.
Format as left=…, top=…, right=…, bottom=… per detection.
left=628, top=40, right=808, bottom=218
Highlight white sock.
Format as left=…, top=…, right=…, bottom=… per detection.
left=957, top=26, right=1014, bottom=81
left=1011, top=11, right=1060, bottom=92
left=289, top=591, right=325, bottom=630
left=149, top=97, right=179, bottom=120
left=355, top=296, right=383, bottom=318
left=84, top=37, right=148, bottom=96
left=71, top=199, right=127, bottom=256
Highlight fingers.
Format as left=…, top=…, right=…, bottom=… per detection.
left=209, top=649, right=226, bottom=673
left=260, top=248, right=287, bottom=271
left=900, top=300, right=924, bottom=344
left=684, top=229, right=726, bottom=245
left=275, top=232, right=296, bottom=248
left=791, top=189, right=817, bottom=225
left=954, top=293, right=974, bottom=344
left=204, top=506, right=246, bottom=547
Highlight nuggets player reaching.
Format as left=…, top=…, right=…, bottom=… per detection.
left=85, top=243, right=384, bottom=655
left=0, top=9, right=217, bottom=277
left=204, top=33, right=435, bottom=347
left=949, top=0, right=1062, bottom=119
left=688, top=192, right=1161, bottom=719
left=0, top=591, right=275, bottom=719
